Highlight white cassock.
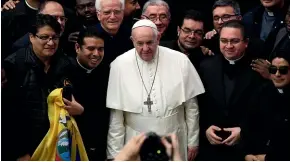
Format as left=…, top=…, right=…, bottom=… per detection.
left=106, top=46, right=205, bottom=160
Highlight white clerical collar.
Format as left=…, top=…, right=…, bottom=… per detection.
left=76, top=58, right=94, bottom=74
left=135, top=47, right=159, bottom=65
left=267, top=11, right=274, bottom=16
left=25, top=0, right=38, bottom=10
left=224, top=54, right=244, bottom=65
left=277, top=88, right=284, bottom=94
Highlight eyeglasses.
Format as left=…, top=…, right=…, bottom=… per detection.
left=220, top=38, right=243, bottom=45
left=35, top=35, right=60, bottom=42
left=180, top=28, right=204, bottom=37
left=142, top=14, right=169, bottom=22
left=99, top=9, right=123, bottom=16
left=52, top=15, right=67, bottom=22
left=213, top=14, right=238, bottom=22
left=76, top=2, right=95, bottom=11
left=269, top=65, right=289, bottom=75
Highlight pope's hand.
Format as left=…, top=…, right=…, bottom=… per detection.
left=187, top=146, right=198, bottom=160
left=114, top=133, right=146, bottom=161
left=63, top=95, right=84, bottom=115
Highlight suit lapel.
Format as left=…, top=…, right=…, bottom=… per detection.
left=272, top=28, right=287, bottom=53
left=203, top=56, right=226, bottom=107
left=229, top=66, right=254, bottom=105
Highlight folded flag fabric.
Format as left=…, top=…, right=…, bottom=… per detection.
left=31, top=88, right=88, bottom=161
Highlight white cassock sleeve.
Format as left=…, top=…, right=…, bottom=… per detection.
left=185, top=97, right=199, bottom=147
left=106, top=109, right=125, bottom=159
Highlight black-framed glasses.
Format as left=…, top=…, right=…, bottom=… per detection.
left=142, top=14, right=169, bottom=22
left=35, top=35, right=60, bottom=42
left=213, top=14, right=238, bottom=22
left=220, top=38, right=243, bottom=45
left=180, top=28, right=204, bottom=36
left=52, top=15, right=67, bottom=22
left=269, top=65, right=289, bottom=75
left=76, top=2, right=95, bottom=11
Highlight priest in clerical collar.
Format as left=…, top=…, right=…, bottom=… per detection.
left=106, top=19, right=205, bottom=161
left=244, top=48, right=290, bottom=161
left=68, top=26, right=111, bottom=161
left=196, top=20, right=266, bottom=161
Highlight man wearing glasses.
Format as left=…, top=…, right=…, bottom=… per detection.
left=203, top=0, right=242, bottom=55
left=141, top=0, right=170, bottom=40
left=197, top=20, right=265, bottom=160
left=161, top=10, right=210, bottom=70
left=11, top=1, right=68, bottom=54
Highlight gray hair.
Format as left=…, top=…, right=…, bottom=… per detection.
left=95, top=0, right=125, bottom=11
left=212, top=0, right=241, bottom=15
left=142, top=0, right=171, bottom=18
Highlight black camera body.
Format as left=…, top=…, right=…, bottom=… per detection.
left=139, top=132, right=172, bottom=161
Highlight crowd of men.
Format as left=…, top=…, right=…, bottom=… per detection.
left=1, top=0, right=290, bottom=161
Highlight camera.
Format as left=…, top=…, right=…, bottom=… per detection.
left=139, top=132, right=172, bottom=161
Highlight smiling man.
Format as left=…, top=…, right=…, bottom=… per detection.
left=68, top=26, right=111, bottom=160
left=197, top=20, right=265, bottom=160
left=95, top=0, right=133, bottom=65
left=141, top=0, right=171, bottom=39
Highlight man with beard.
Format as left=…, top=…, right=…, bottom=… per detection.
left=123, top=0, right=141, bottom=26
left=161, top=10, right=210, bottom=70
left=68, top=26, right=110, bottom=160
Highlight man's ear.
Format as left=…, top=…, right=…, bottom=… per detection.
left=97, top=11, right=101, bottom=21
left=157, top=32, right=161, bottom=42
left=29, top=33, right=34, bottom=44
left=75, top=43, right=81, bottom=54
left=177, top=26, right=181, bottom=36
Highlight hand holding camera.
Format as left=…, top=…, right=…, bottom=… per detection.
left=114, top=132, right=182, bottom=161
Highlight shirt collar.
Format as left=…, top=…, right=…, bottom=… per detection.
left=76, top=57, right=94, bottom=74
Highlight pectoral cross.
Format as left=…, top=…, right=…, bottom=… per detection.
left=144, top=96, right=153, bottom=113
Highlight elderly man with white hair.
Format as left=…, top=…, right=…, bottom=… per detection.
left=106, top=19, right=205, bottom=160
left=95, top=0, right=133, bottom=65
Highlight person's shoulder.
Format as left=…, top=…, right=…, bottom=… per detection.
left=243, top=5, right=264, bottom=20
left=111, top=48, right=135, bottom=66
left=160, top=46, right=185, bottom=58
left=199, top=54, right=221, bottom=69
left=2, top=1, right=26, bottom=17
left=159, top=40, right=175, bottom=49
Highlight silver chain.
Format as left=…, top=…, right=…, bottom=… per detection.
left=135, top=48, right=159, bottom=98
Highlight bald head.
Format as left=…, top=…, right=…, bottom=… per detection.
left=39, top=1, right=66, bottom=34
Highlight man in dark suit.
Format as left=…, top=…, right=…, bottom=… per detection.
left=197, top=20, right=265, bottom=160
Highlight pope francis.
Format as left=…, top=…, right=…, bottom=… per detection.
left=106, top=19, right=205, bottom=160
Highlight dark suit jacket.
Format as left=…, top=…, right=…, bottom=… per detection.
left=197, top=54, right=264, bottom=160
left=244, top=82, right=290, bottom=160
left=242, top=5, right=287, bottom=40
